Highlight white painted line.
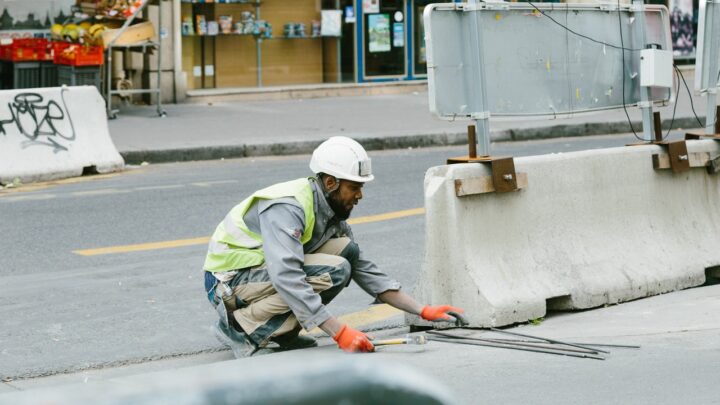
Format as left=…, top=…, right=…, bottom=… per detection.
left=0, top=193, right=57, bottom=202
left=72, top=189, right=132, bottom=197
left=134, top=184, right=186, bottom=191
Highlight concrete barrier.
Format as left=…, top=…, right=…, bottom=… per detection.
left=409, top=140, right=720, bottom=327
left=0, top=86, right=124, bottom=184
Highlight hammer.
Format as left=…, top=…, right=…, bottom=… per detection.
left=373, top=334, right=427, bottom=346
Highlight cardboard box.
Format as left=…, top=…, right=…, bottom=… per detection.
left=100, top=20, right=156, bottom=48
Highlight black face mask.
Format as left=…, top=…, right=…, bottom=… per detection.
left=327, top=189, right=353, bottom=220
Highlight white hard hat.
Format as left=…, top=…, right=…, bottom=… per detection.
left=309, top=136, right=374, bottom=183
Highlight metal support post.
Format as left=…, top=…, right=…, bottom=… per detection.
left=256, top=0, right=262, bottom=87
left=156, top=0, right=165, bottom=117
left=468, top=0, right=491, bottom=156
left=705, top=20, right=720, bottom=135
left=336, top=0, right=342, bottom=83
left=705, top=90, right=717, bottom=134
left=631, top=0, right=654, bottom=141
left=106, top=49, right=114, bottom=118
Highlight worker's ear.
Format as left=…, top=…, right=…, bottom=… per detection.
left=323, top=174, right=339, bottom=192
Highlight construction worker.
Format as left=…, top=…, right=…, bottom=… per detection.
left=203, top=136, right=463, bottom=357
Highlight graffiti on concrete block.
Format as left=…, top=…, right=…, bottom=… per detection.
left=0, top=91, right=77, bottom=153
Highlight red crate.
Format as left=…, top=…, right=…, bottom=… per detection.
left=53, top=43, right=104, bottom=66
left=51, top=41, right=71, bottom=59
left=0, top=38, right=50, bottom=62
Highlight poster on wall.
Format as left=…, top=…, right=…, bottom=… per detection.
left=392, top=23, right=404, bottom=47
left=669, top=0, right=696, bottom=57
left=0, top=0, right=74, bottom=39
left=368, top=14, right=390, bottom=52
left=363, top=0, right=380, bottom=14
left=321, top=10, right=342, bottom=37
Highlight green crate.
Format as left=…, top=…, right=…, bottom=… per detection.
left=40, top=61, right=58, bottom=87
left=57, top=65, right=101, bottom=92
left=0, top=61, right=41, bottom=89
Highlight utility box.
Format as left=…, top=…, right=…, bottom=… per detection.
left=640, top=48, right=673, bottom=88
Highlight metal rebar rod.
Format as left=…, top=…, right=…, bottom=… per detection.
left=427, top=330, right=600, bottom=355
left=427, top=337, right=605, bottom=360
left=489, top=327, right=610, bottom=354
left=479, top=338, right=640, bottom=349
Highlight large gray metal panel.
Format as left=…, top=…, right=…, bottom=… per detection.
left=426, top=2, right=672, bottom=119
left=694, top=0, right=720, bottom=92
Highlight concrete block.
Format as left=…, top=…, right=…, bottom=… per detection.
left=0, top=86, right=124, bottom=184
left=409, top=140, right=720, bottom=327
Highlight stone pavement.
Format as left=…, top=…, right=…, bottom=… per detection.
left=108, top=68, right=712, bottom=164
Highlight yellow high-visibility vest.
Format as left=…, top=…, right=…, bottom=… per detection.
left=203, top=178, right=316, bottom=272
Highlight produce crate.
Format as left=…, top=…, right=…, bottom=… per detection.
left=0, top=61, right=41, bottom=89
left=40, top=61, right=58, bottom=87
left=57, top=65, right=102, bottom=91
left=0, top=38, right=51, bottom=62
left=54, top=44, right=104, bottom=66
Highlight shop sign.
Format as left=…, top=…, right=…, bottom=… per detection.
left=363, top=0, right=380, bottom=14
left=0, top=0, right=74, bottom=33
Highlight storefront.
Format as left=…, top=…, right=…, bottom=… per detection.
left=179, top=0, right=454, bottom=91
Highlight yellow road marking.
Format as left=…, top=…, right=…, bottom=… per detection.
left=73, top=207, right=426, bottom=256
left=301, top=304, right=404, bottom=336
left=74, top=237, right=211, bottom=256
left=347, top=207, right=425, bottom=225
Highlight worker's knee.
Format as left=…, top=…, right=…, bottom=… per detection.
left=332, top=258, right=352, bottom=287
left=338, top=240, right=360, bottom=264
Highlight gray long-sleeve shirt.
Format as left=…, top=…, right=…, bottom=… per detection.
left=240, top=178, right=401, bottom=330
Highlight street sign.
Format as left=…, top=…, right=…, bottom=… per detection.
left=425, top=2, right=673, bottom=119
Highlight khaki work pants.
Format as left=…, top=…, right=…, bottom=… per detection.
left=215, top=237, right=356, bottom=347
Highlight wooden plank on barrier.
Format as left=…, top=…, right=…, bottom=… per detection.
left=652, top=152, right=711, bottom=170
left=455, top=172, right=528, bottom=197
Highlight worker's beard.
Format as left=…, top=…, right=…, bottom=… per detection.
left=327, top=190, right=353, bottom=220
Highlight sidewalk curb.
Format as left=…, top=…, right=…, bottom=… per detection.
left=119, top=116, right=704, bottom=165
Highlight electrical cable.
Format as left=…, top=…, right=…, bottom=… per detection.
left=662, top=66, right=681, bottom=141
left=526, top=0, right=709, bottom=137
left=675, top=64, right=708, bottom=128
left=526, top=1, right=644, bottom=52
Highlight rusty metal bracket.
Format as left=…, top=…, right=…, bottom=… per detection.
left=651, top=140, right=691, bottom=172
left=490, top=157, right=519, bottom=193
left=447, top=125, right=526, bottom=196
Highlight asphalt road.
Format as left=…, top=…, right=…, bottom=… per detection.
left=0, top=132, right=682, bottom=380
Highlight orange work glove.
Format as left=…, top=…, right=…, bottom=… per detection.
left=420, top=305, right=465, bottom=322
left=333, top=324, right=375, bottom=353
